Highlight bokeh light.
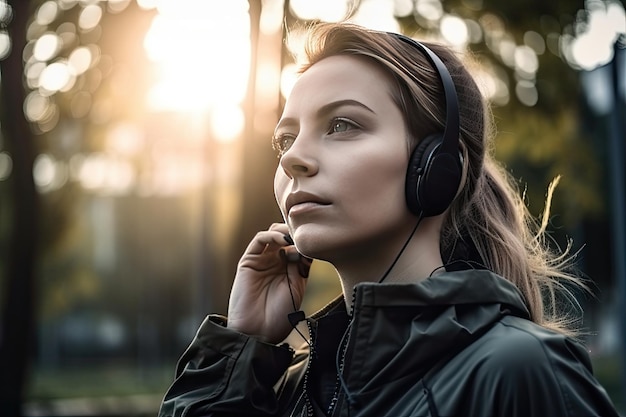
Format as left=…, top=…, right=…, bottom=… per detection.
left=515, top=80, right=538, bottom=107
left=67, top=45, right=94, bottom=75
left=440, top=14, right=469, bottom=47
left=0, top=31, right=10, bottom=60
left=524, top=31, right=546, bottom=55
left=39, top=61, right=75, bottom=93
left=34, top=153, right=68, bottom=192
left=33, top=32, right=61, bottom=61
left=36, top=1, right=59, bottom=26
left=0, top=151, right=12, bottom=181
left=566, top=1, right=626, bottom=70
left=78, top=4, right=103, bottom=31
left=514, top=45, right=539, bottom=78
left=415, top=0, right=444, bottom=22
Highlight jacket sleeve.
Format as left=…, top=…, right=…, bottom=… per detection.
left=473, top=321, right=620, bottom=417
left=158, top=315, right=295, bottom=417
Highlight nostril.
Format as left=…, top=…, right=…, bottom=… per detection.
left=292, top=164, right=309, bottom=173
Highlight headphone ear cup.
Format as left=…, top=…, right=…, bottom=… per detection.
left=406, top=134, right=462, bottom=217
left=405, top=135, right=441, bottom=216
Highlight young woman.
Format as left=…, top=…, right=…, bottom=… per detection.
left=158, top=23, right=619, bottom=417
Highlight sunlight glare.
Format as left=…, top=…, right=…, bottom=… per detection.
left=280, top=63, right=298, bottom=100
left=351, top=0, right=399, bottom=32
left=144, top=0, right=250, bottom=113
left=210, top=105, right=245, bottom=143
left=291, top=0, right=349, bottom=22
left=260, top=0, right=283, bottom=34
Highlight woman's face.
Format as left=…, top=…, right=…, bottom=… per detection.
left=274, top=54, right=416, bottom=263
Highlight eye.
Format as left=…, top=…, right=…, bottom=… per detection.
left=272, top=133, right=296, bottom=156
left=328, top=117, right=357, bottom=134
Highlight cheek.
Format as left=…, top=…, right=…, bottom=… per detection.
left=274, top=169, right=289, bottom=216
left=348, top=155, right=407, bottom=201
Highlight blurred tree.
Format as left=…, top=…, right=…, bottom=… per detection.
left=0, top=1, right=39, bottom=415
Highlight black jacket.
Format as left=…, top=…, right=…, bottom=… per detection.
left=159, top=270, right=619, bottom=416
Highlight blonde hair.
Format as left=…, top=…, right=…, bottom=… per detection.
left=296, top=22, right=585, bottom=335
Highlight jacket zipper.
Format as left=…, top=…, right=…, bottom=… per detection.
left=327, top=286, right=359, bottom=416
left=300, top=318, right=316, bottom=417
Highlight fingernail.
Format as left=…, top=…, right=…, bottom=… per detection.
left=283, top=234, right=294, bottom=245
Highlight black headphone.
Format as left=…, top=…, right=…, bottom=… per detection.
left=391, top=33, right=463, bottom=217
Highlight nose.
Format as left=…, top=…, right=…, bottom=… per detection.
left=278, top=136, right=319, bottom=179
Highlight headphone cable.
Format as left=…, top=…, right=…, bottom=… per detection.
left=378, top=212, right=424, bottom=283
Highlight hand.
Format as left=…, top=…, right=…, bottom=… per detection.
left=227, top=223, right=312, bottom=344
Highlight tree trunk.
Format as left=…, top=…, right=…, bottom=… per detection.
left=0, top=1, right=39, bottom=416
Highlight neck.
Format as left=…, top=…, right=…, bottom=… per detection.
left=334, top=216, right=445, bottom=313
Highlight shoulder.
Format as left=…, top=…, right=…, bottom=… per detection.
left=473, top=316, right=591, bottom=374
left=454, top=316, right=617, bottom=417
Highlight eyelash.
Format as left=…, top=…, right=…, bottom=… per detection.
left=272, top=117, right=359, bottom=157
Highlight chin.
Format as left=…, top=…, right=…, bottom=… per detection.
left=293, top=230, right=365, bottom=265
left=290, top=228, right=335, bottom=261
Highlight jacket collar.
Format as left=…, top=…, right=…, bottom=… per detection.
left=311, top=269, right=529, bottom=321
left=310, top=270, right=531, bottom=401
left=352, top=269, right=529, bottom=316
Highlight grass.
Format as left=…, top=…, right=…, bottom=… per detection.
left=25, top=356, right=624, bottom=416
left=25, top=363, right=175, bottom=416
left=27, top=362, right=173, bottom=400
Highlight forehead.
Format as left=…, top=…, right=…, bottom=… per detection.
left=281, top=55, right=396, bottom=118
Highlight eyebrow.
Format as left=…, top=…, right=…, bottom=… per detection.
left=274, top=99, right=376, bottom=134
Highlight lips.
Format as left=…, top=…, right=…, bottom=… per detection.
left=285, top=191, right=331, bottom=214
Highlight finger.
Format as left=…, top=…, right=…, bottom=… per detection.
left=268, top=222, right=290, bottom=235
left=244, top=230, right=292, bottom=255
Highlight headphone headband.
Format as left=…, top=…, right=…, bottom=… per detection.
left=391, top=33, right=460, bottom=159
